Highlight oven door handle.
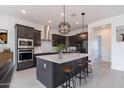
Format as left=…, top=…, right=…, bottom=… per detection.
left=19, top=52, right=33, bottom=53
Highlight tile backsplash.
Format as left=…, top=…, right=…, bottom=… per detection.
left=34, top=41, right=54, bottom=54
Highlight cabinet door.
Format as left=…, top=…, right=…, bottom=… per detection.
left=52, top=34, right=58, bottom=46
left=16, top=24, right=26, bottom=38
left=15, top=24, right=34, bottom=39
left=57, top=35, right=65, bottom=45
left=34, top=30, right=41, bottom=46
left=52, top=34, right=65, bottom=46
left=69, top=35, right=77, bottom=46
left=26, top=28, right=34, bottom=39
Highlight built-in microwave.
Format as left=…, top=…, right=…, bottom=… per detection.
left=18, top=38, right=33, bottom=48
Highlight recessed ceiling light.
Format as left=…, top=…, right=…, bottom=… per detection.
left=71, top=14, right=77, bottom=17
left=21, top=10, right=26, bottom=14
left=76, top=21, right=79, bottom=25
left=48, top=20, right=52, bottom=24
left=61, top=13, right=64, bottom=16
left=102, top=26, right=105, bottom=28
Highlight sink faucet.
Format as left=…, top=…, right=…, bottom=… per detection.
left=68, top=47, right=72, bottom=54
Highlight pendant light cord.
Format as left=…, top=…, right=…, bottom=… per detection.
left=64, top=5, right=65, bottom=23
left=83, top=13, right=84, bottom=32
left=58, top=5, right=70, bottom=34
left=80, top=13, right=86, bottom=39
left=63, top=5, right=65, bottom=31
left=82, top=13, right=85, bottom=32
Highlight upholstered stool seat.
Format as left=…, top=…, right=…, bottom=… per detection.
left=75, top=62, right=87, bottom=86
left=62, top=66, right=76, bottom=88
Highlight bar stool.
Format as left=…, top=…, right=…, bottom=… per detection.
left=75, top=62, right=87, bottom=86
left=86, top=60, right=93, bottom=77
left=62, top=66, right=76, bottom=88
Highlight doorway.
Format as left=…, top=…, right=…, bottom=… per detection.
left=94, top=24, right=111, bottom=63
left=97, top=36, right=102, bottom=58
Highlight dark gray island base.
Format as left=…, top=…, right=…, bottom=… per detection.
left=36, top=54, right=88, bottom=88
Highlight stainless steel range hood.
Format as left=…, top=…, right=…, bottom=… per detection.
left=41, top=25, right=52, bottom=41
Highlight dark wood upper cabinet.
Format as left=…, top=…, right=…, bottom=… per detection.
left=15, top=24, right=42, bottom=47
left=69, top=34, right=82, bottom=46
left=69, top=32, right=88, bottom=47
left=52, top=34, right=57, bottom=46
left=69, top=35, right=77, bottom=46
left=15, top=24, right=34, bottom=39
left=52, top=33, right=88, bottom=47
left=52, top=34, right=65, bottom=46
left=34, top=30, right=41, bottom=46
left=69, top=32, right=88, bottom=53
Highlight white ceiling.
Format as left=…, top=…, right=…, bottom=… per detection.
left=94, top=24, right=111, bottom=31
left=0, top=5, right=124, bottom=30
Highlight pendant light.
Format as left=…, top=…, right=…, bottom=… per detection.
left=80, top=12, right=87, bottom=39
left=58, top=5, right=71, bottom=34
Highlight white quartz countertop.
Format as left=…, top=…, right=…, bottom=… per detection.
left=36, top=53, right=88, bottom=64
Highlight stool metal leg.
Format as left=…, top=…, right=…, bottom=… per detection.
left=86, top=64, right=93, bottom=77
left=62, top=77, right=76, bottom=88
left=71, top=77, right=76, bottom=88
left=79, top=72, right=81, bottom=86
left=82, top=71, right=87, bottom=83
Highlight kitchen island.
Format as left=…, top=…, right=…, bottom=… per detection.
left=36, top=53, right=88, bottom=88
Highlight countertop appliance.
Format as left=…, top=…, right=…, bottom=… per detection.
left=18, top=38, right=33, bottom=48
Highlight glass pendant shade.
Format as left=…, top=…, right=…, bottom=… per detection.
left=80, top=33, right=87, bottom=39
left=58, top=21, right=71, bottom=34
left=58, top=5, right=71, bottom=34
left=80, top=12, right=86, bottom=39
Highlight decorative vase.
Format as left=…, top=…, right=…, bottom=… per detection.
left=58, top=52, right=63, bottom=59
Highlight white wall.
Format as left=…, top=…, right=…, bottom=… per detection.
left=0, top=14, right=43, bottom=63
left=88, top=14, right=124, bottom=71
left=94, top=28, right=111, bottom=62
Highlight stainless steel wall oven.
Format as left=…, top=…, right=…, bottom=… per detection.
left=18, top=49, right=33, bottom=63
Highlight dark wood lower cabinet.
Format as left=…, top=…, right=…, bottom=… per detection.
left=17, top=61, right=35, bottom=71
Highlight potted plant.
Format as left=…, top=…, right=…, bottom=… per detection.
left=54, top=43, right=65, bottom=59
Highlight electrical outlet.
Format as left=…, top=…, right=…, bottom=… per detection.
left=43, top=64, right=46, bottom=68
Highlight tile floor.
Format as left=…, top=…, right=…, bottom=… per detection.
left=10, top=62, right=124, bottom=88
